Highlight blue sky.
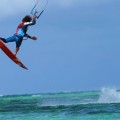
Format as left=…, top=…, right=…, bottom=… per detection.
left=0, top=0, right=120, bottom=95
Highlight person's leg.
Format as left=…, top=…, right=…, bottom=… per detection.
left=15, top=38, right=23, bottom=55
left=16, top=38, right=23, bottom=48
left=6, top=36, right=17, bottom=42
left=0, top=37, right=7, bottom=43
left=0, top=35, right=17, bottom=43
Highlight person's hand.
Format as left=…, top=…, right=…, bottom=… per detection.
left=31, top=36, right=37, bottom=40
left=33, top=14, right=37, bottom=20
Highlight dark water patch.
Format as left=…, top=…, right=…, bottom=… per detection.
left=0, top=99, right=120, bottom=115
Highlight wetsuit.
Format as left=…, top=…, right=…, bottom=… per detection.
left=1, top=19, right=36, bottom=48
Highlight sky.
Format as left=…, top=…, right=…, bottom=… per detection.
left=0, top=0, right=120, bottom=95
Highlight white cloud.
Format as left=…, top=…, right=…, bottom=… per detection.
left=0, top=0, right=110, bottom=18
left=50, top=0, right=109, bottom=7
left=50, top=0, right=79, bottom=7
left=0, top=0, right=33, bottom=18
left=0, top=0, right=50, bottom=18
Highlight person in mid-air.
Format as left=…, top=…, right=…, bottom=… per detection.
left=0, top=15, right=37, bottom=56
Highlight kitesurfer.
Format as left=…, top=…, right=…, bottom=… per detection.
left=0, top=15, right=37, bottom=56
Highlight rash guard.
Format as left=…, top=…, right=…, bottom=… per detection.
left=15, top=19, right=36, bottom=37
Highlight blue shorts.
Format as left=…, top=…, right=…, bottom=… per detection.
left=6, top=35, right=23, bottom=48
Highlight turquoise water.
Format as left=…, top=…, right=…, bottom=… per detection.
left=0, top=88, right=120, bottom=120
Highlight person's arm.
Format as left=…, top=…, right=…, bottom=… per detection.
left=24, top=34, right=37, bottom=40
left=24, top=34, right=32, bottom=39
left=24, top=15, right=37, bottom=26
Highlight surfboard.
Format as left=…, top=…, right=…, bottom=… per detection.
left=0, top=40, right=28, bottom=70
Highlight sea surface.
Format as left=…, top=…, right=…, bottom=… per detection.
left=0, top=88, right=120, bottom=120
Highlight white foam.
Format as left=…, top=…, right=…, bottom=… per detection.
left=98, top=87, right=120, bottom=103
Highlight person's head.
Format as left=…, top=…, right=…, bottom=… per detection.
left=22, top=15, right=32, bottom=22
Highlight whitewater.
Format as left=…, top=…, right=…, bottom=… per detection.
left=0, top=87, right=120, bottom=120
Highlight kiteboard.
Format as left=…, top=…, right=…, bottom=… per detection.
left=0, top=40, right=28, bottom=70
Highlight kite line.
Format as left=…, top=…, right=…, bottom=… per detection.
left=31, top=0, right=48, bottom=19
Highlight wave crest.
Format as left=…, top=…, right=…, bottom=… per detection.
left=98, top=87, right=120, bottom=103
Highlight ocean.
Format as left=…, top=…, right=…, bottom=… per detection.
left=0, top=88, right=120, bottom=120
